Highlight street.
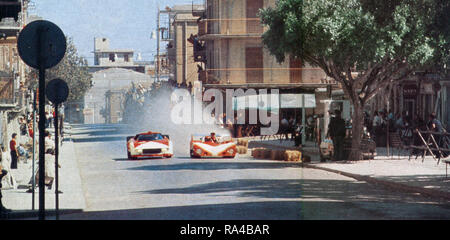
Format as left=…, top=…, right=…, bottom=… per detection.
left=60, top=124, right=450, bottom=220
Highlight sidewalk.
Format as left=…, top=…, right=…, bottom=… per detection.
left=1, top=128, right=86, bottom=219
left=247, top=138, right=450, bottom=201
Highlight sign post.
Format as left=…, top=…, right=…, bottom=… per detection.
left=46, top=79, right=69, bottom=220
left=17, top=20, right=66, bottom=220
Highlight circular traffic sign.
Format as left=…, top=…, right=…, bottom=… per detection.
left=46, top=79, right=69, bottom=104
left=17, top=20, right=67, bottom=69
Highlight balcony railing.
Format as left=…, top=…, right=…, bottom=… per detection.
left=198, top=18, right=263, bottom=37
left=199, top=68, right=331, bottom=85
left=0, top=76, right=15, bottom=104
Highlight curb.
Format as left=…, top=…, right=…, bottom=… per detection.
left=302, top=163, right=450, bottom=201
left=249, top=140, right=450, bottom=201
left=0, top=209, right=84, bottom=220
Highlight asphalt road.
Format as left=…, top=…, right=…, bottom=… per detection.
left=61, top=124, right=450, bottom=220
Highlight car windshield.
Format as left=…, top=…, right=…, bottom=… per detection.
left=137, top=134, right=163, bottom=141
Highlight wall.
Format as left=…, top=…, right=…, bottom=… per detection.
left=96, top=52, right=134, bottom=66
left=174, top=14, right=199, bottom=85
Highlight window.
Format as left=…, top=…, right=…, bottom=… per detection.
left=124, top=54, right=129, bottom=62
left=109, top=53, right=115, bottom=62
left=137, top=134, right=163, bottom=141
left=290, top=56, right=302, bottom=83
left=245, top=47, right=263, bottom=83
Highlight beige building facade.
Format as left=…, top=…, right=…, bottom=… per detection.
left=197, top=0, right=330, bottom=86
left=173, top=11, right=201, bottom=85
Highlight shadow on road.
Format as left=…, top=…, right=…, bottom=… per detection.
left=126, top=161, right=301, bottom=171
left=72, top=136, right=127, bottom=143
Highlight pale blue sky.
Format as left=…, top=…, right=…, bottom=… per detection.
left=33, top=0, right=204, bottom=65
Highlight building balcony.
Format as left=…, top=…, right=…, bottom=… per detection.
left=0, top=73, right=16, bottom=105
left=0, top=17, right=21, bottom=37
left=198, top=67, right=336, bottom=87
left=198, top=18, right=263, bottom=40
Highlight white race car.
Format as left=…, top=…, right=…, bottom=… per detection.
left=127, top=131, right=173, bottom=160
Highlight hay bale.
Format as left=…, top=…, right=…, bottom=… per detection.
left=237, top=146, right=247, bottom=154
left=251, top=148, right=263, bottom=158
left=261, top=149, right=272, bottom=159
left=302, top=154, right=311, bottom=163
left=284, top=150, right=302, bottom=162
left=270, top=150, right=285, bottom=160
left=241, top=139, right=249, bottom=147
left=237, top=139, right=249, bottom=147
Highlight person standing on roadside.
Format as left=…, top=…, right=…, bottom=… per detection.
left=9, top=133, right=18, bottom=169
left=327, top=110, right=346, bottom=161
left=0, top=164, right=12, bottom=214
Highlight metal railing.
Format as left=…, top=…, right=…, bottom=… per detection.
left=198, top=18, right=263, bottom=36
left=0, top=76, right=15, bottom=104
left=199, top=67, right=328, bottom=84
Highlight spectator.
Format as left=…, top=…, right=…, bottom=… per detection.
left=45, top=111, right=50, bottom=128
left=28, top=148, right=62, bottom=193
left=17, top=143, right=30, bottom=164
left=9, top=133, right=18, bottom=169
left=294, top=119, right=303, bottom=147
left=52, top=108, right=56, bottom=127
left=428, top=113, right=445, bottom=133
left=280, top=115, right=289, bottom=140
left=306, top=115, right=315, bottom=141
left=395, top=113, right=404, bottom=129
left=187, top=82, right=193, bottom=94
left=288, top=116, right=296, bottom=140
left=428, top=113, right=447, bottom=157
left=44, top=131, right=55, bottom=151
left=28, top=122, right=34, bottom=138
left=0, top=163, right=12, bottom=214
left=327, top=110, right=346, bottom=161
left=1, top=146, right=17, bottom=190
left=44, top=148, right=61, bottom=192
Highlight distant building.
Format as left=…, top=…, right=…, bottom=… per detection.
left=164, top=5, right=205, bottom=86
left=89, top=37, right=148, bottom=74
left=157, top=4, right=205, bottom=86
left=83, top=38, right=156, bottom=124
left=83, top=68, right=154, bottom=124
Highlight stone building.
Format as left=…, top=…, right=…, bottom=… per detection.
left=188, top=0, right=339, bottom=137
left=83, top=68, right=153, bottom=124
left=0, top=0, right=31, bottom=147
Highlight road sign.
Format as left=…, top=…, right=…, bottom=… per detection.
left=46, top=78, right=69, bottom=104
left=17, top=20, right=67, bottom=69
left=17, top=20, right=67, bottom=220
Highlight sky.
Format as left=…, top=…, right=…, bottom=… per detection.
left=32, top=0, right=204, bottom=65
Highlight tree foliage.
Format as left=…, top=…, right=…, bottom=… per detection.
left=261, top=0, right=449, bottom=159
left=28, top=37, right=92, bottom=102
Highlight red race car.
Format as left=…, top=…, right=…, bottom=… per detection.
left=190, top=133, right=237, bottom=158
left=127, top=131, right=173, bottom=160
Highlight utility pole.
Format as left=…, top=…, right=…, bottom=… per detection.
left=156, top=8, right=160, bottom=82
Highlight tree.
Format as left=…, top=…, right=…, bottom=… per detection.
left=27, top=37, right=93, bottom=102
left=261, top=0, right=449, bottom=160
